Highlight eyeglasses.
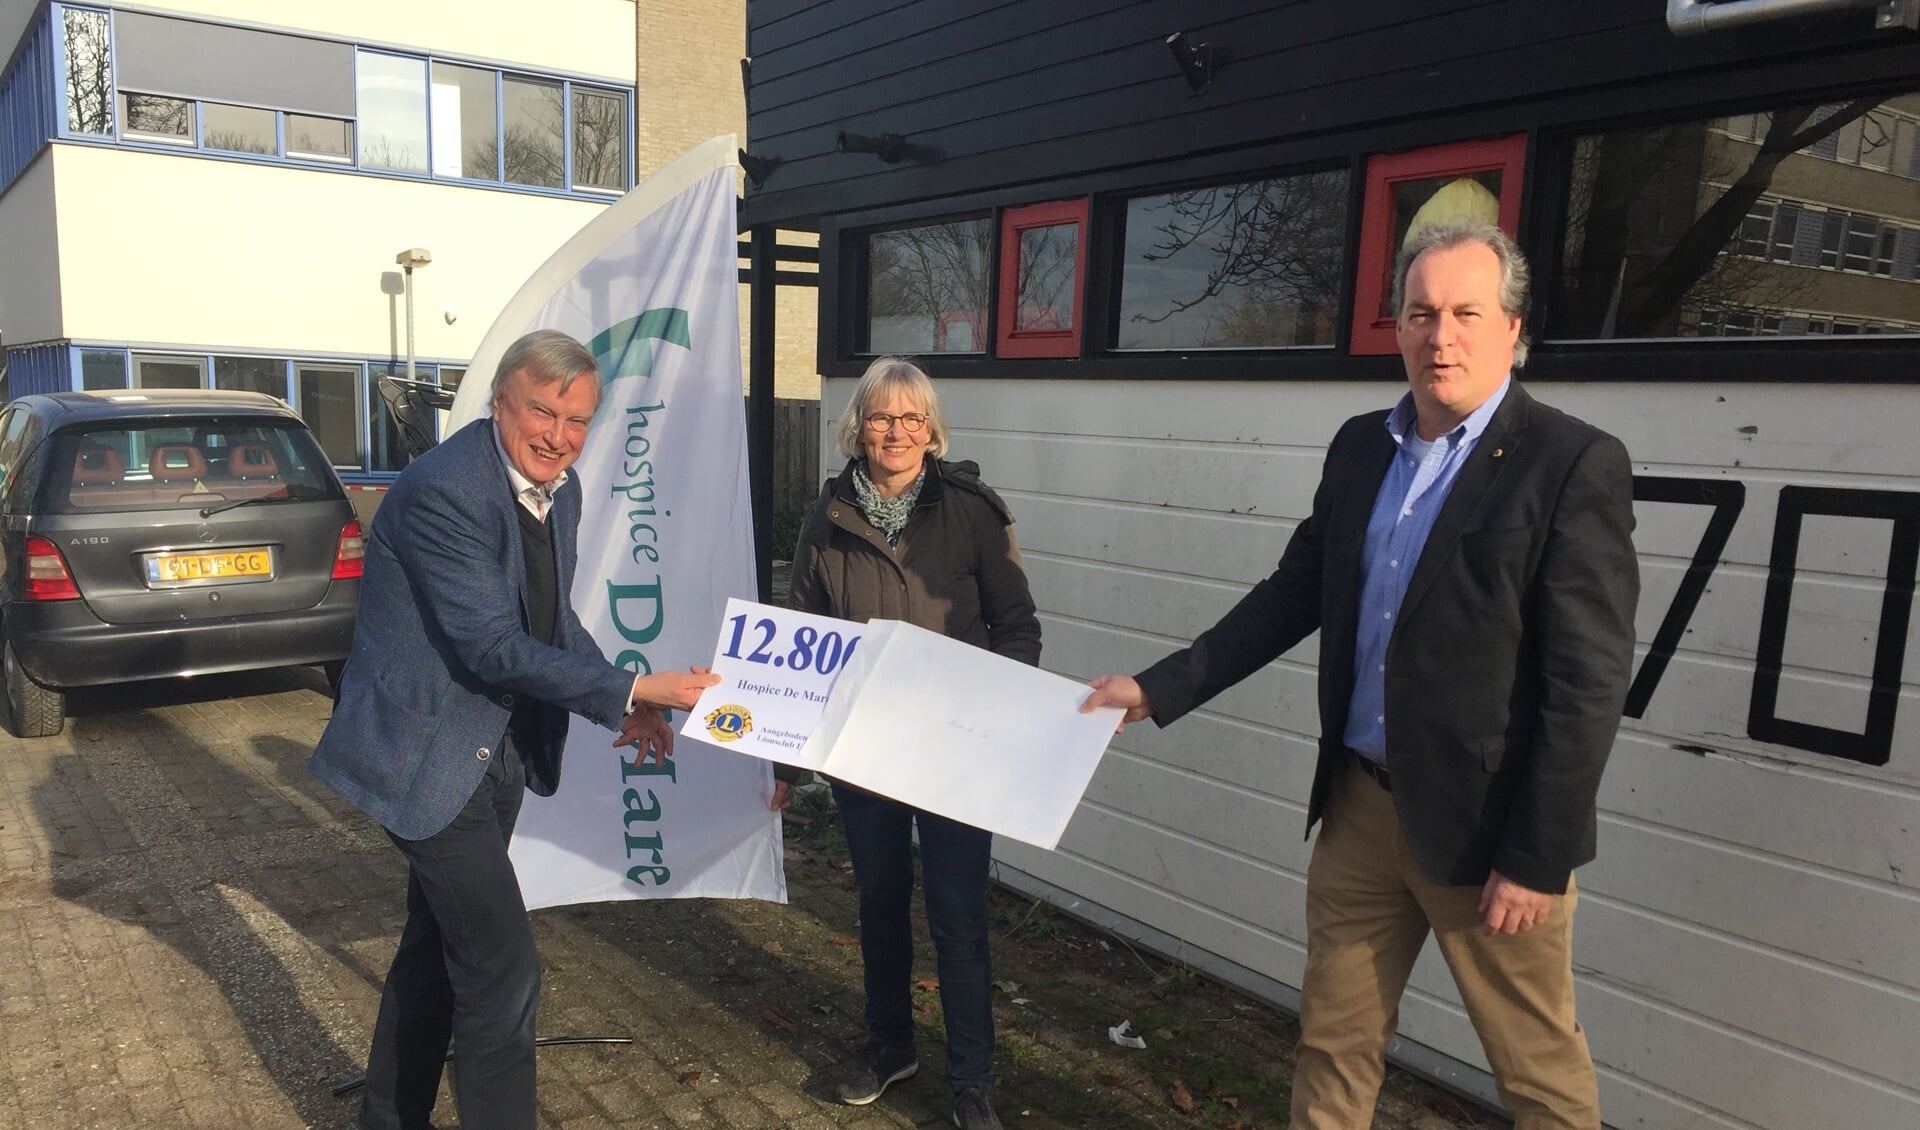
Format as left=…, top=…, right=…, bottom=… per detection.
left=863, top=412, right=929, bottom=434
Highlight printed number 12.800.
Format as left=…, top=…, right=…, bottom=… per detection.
left=722, top=615, right=860, bottom=676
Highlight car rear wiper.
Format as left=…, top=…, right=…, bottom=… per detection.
left=199, top=486, right=324, bottom=518
left=199, top=496, right=272, bottom=518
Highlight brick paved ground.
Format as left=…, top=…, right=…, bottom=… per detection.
left=0, top=670, right=1497, bottom=1130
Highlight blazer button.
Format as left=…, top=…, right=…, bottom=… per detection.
left=476, top=747, right=491, bottom=761
left=501, top=693, right=516, bottom=708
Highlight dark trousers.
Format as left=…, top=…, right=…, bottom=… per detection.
left=360, top=740, right=541, bottom=1130
left=832, top=780, right=995, bottom=1093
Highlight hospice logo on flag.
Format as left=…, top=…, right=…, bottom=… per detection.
left=446, top=135, right=785, bottom=909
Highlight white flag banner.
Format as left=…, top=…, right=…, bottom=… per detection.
left=447, top=134, right=785, bottom=909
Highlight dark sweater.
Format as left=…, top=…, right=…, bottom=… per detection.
left=507, top=502, right=558, bottom=747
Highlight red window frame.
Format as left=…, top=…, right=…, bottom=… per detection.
left=995, top=198, right=1089, bottom=359
left=1348, top=134, right=1528, bottom=355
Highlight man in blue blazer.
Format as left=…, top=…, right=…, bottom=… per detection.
left=311, top=330, right=717, bottom=1130
left=1086, top=224, right=1638, bottom=1130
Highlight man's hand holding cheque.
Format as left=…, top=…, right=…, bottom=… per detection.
left=617, top=668, right=722, bottom=765
left=1080, top=674, right=1153, bottom=731
left=631, top=667, right=721, bottom=712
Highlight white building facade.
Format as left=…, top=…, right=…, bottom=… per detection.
left=0, top=0, right=638, bottom=481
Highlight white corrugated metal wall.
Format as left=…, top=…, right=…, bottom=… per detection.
left=820, top=376, right=1920, bottom=1130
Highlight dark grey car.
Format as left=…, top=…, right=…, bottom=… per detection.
left=0, top=390, right=361, bottom=736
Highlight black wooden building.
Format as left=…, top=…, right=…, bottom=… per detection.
left=743, top=4, right=1920, bottom=1127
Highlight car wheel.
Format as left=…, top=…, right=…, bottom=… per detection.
left=322, top=660, right=346, bottom=701
left=4, top=641, right=66, bottom=738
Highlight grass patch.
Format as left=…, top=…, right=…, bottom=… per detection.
left=780, top=780, right=846, bottom=854
left=999, top=1031, right=1044, bottom=1066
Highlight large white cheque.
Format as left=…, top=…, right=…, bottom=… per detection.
left=681, top=600, right=1124, bottom=850
left=679, top=598, right=872, bottom=766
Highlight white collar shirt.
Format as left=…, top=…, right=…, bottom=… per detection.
left=492, top=423, right=568, bottom=521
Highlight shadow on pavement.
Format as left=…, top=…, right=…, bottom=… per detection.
left=33, top=668, right=383, bottom=1128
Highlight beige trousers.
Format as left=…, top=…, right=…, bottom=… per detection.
left=1287, top=760, right=1600, bottom=1130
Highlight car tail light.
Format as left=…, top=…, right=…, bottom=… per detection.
left=23, top=536, right=81, bottom=601
left=332, top=520, right=366, bottom=580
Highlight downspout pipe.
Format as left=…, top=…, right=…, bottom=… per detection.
left=1668, top=0, right=1884, bottom=35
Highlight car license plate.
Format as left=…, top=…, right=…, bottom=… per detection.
left=145, top=548, right=274, bottom=586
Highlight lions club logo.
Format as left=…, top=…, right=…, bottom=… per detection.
left=704, top=704, right=753, bottom=743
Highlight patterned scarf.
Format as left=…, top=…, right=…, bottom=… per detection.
left=850, top=459, right=926, bottom=546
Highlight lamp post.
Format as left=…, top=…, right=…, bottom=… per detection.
left=394, top=247, right=433, bottom=383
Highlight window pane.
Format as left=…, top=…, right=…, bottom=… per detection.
left=113, top=10, right=356, bottom=121
left=1859, top=110, right=1896, bottom=171
left=1551, top=92, right=1920, bottom=341
left=80, top=351, right=127, bottom=391
left=1843, top=214, right=1875, bottom=271
left=503, top=77, right=564, bottom=188
left=439, top=367, right=466, bottom=395
left=47, top=421, right=338, bottom=514
left=369, top=365, right=433, bottom=472
left=430, top=62, right=498, bottom=180
left=864, top=219, right=994, bottom=354
left=357, top=52, right=428, bottom=173
left=0, top=410, right=30, bottom=481
left=572, top=86, right=626, bottom=191
left=1377, top=171, right=1501, bottom=320
left=202, top=102, right=276, bottom=155
left=1118, top=171, right=1348, bottom=349
left=62, top=8, right=112, bottom=135
left=1014, top=224, right=1077, bottom=331
left=213, top=357, right=286, bottom=399
left=121, top=93, right=195, bottom=144
left=287, top=114, right=351, bottom=161
left=297, top=365, right=362, bottom=469
left=134, top=355, right=205, bottom=389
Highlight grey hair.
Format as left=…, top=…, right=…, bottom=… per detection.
left=835, top=356, right=949, bottom=459
left=491, top=329, right=601, bottom=400
left=1390, top=222, right=1532, bottom=368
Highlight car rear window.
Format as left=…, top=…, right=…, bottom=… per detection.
left=44, top=417, right=344, bottom=513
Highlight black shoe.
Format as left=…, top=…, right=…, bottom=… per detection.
left=833, top=1043, right=918, bottom=1105
left=951, top=1087, right=1004, bottom=1129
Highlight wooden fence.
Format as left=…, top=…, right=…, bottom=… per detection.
left=768, top=395, right=821, bottom=529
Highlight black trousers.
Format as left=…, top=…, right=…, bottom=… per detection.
left=832, top=780, right=996, bottom=1092
left=360, top=739, right=540, bottom=1130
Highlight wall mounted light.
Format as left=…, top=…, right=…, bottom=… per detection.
left=1165, top=31, right=1215, bottom=94
left=739, top=149, right=783, bottom=188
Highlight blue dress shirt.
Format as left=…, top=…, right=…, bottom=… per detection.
left=1343, top=378, right=1512, bottom=762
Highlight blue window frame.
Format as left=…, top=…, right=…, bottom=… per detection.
left=44, top=346, right=467, bottom=481
left=0, top=8, right=58, bottom=193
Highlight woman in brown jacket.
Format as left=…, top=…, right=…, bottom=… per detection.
left=789, top=357, right=1039, bottom=1130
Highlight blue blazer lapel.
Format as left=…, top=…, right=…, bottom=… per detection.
left=456, top=420, right=530, bottom=627
left=551, top=476, right=581, bottom=611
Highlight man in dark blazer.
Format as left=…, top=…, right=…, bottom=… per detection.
left=1085, top=223, right=1637, bottom=1129
left=311, top=330, right=716, bottom=1130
